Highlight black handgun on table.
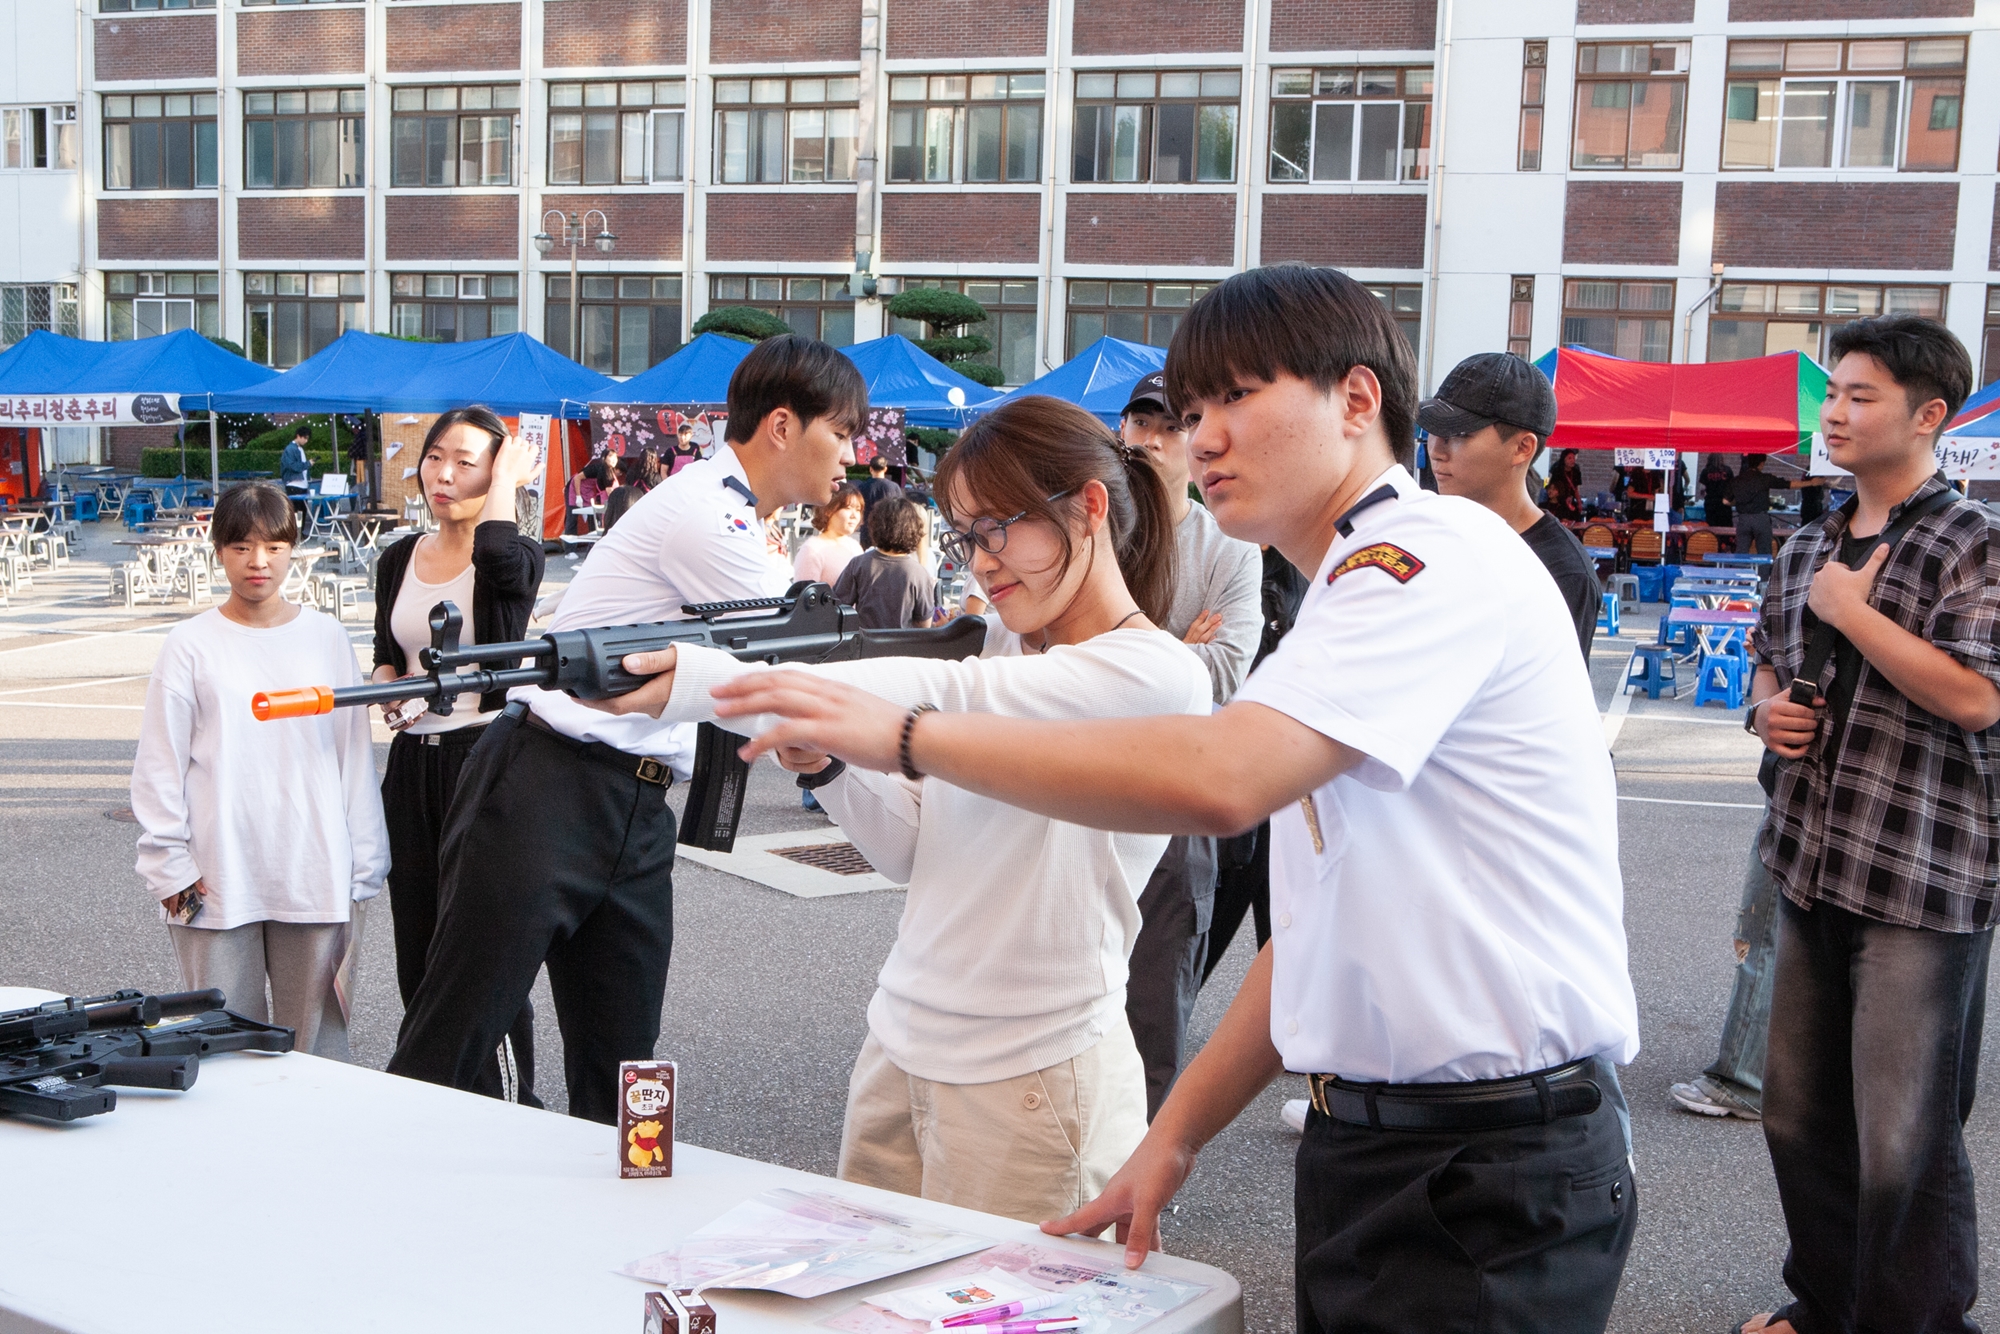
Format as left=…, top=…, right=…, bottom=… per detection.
left=253, top=581, right=987, bottom=852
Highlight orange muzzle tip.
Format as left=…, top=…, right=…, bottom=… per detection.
left=252, top=686, right=335, bottom=721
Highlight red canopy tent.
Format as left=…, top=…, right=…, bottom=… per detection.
left=1532, top=346, right=1826, bottom=455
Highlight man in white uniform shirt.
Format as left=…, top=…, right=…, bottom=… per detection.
left=388, top=336, right=863, bottom=1123
left=694, top=268, right=1641, bottom=1330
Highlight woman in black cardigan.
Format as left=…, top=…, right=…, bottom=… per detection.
left=372, top=406, right=545, bottom=1104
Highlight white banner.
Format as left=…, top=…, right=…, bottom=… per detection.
left=1614, top=448, right=1677, bottom=470
left=1810, top=431, right=2000, bottom=480
left=0, top=392, right=180, bottom=426
left=517, top=412, right=552, bottom=539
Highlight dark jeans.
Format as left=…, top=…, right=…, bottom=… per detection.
left=1295, top=1056, right=1636, bottom=1334
left=1125, top=834, right=1215, bottom=1119
left=1764, top=895, right=1993, bottom=1334
left=1204, top=821, right=1273, bottom=986
left=1704, top=823, right=1780, bottom=1105
left=381, top=725, right=538, bottom=1105
left=1738, top=512, right=1775, bottom=555
left=388, top=711, right=679, bottom=1125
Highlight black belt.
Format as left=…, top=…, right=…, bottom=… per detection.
left=1307, top=1058, right=1601, bottom=1133
left=393, top=721, right=488, bottom=749
left=510, top=703, right=674, bottom=788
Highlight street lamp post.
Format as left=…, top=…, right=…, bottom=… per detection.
left=532, top=209, right=617, bottom=366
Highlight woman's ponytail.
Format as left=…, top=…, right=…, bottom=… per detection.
left=1112, top=439, right=1177, bottom=627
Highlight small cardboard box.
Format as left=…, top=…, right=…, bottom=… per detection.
left=617, top=1060, right=676, bottom=1179
left=642, top=1288, right=717, bottom=1334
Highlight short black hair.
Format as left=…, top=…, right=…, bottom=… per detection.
left=724, top=334, right=869, bottom=445
left=1827, top=315, right=1972, bottom=436
left=211, top=480, right=299, bottom=547
left=1743, top=453, right=1765, bottom=469
left=868, top=496, right=924, bottom=553
left=868, top=456, right=888, bottom=473
left=292, top=423, right=311, bottom=439
left=420, top=405, right=508, bottom=462
left=1165, top=264, right=1420, bottom=469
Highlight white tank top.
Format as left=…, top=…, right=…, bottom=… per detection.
left=389, top=552, right=484, bottom=733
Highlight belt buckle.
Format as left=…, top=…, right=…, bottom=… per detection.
left=1308, top=1073, right=1331, bottom=1118
left=635, top=757, right=670, bottom=787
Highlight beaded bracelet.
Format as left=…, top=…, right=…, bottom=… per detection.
left=899, top=704, right=938, bottom=781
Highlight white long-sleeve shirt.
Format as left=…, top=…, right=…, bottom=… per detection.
left=664, top=626, right=1211, bottom=1083
left=132, top=606, right=389, bottom=930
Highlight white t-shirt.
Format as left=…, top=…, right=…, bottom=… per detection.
left=510, top=447, right=786, bottom=770
left=793, top=533, right=862, bottom=587
left=132, top=605, right=389, bottom=930
left=389, top=554, right=484, bottom=733
left=1233, top=464, right=1639, bottom=1084
left=665, top=625, right=1212, bottom=1083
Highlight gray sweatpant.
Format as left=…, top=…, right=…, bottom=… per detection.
left=1125, top=834, right=1217, bottom=1120
left=168, top=917, right=353, bottom=1061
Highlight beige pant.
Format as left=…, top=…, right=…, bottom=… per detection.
left=168, top=917, right=354, bottom=1061
left=837, top=1022, right=1150, bottom=1225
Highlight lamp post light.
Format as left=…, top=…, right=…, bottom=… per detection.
left=533, top=209, right=617, bottom=367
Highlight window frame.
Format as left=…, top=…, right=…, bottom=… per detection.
left=243, top=271, right=366, bottom=369
left=1719, top=37, right=1966, bottom=174
left=1570, top=41, right=1691, bottom=172
left=1518, top=43, right=1546, bottom=172
left=888, top=277, right=1041, bottom=385
left=99, top=0, right=214, bottom=10
left=547, top=274, right=686, bottom=375
left=886, top=73, right=1046, bottom=185
left=1076, top=69, right=1243, bottom=186
left=390, top=273, right=520, bottom=343
left=243, top=88, right=364, bottom=190
left=1266, top=65, right=1432, bottom=185
left=712, top=78, right=858, bottom=186
left=548, top=80, right=686, bottom=187
left=1, top=283, right=81, bottom=348
left=105, top=271, right=217, bottom=342
left=1561, top=278, right=1677, bottom=363
left=1708, top=281, right=1946, bottom=364
left=1, top=105, right=78, bottom=172
left=101, top=92, right=218, bottom=191
left=1065, top=278, right=1216, bottom=357
left=709, top=274, right=856, bottom=347
left=390, top=84, right=523, bottom=190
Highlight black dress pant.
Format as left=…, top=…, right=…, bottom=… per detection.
left=1204, top=821, right=1273, bottom=985
left=1295, top=1056, right=1636, bottom=1334
left=387, top=709, right=679, bottom=1125
left=1125, top=834, right=1216, bottom=1119
left=380, top=725, right=538, bottom=1104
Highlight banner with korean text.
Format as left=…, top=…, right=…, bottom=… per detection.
left=0, top=393, right=181, bottom=426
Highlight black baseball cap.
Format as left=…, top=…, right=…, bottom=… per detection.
left=1416, top=353, right=1557, bottom=440
left=1121, top=371, right=1169, bottom=417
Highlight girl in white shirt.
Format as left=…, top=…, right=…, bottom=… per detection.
left=590, top=396, right=1210, bottom=1224
left=132, top=482, right=389, bottom=1060
left=792, top=482, right=865, bottom=586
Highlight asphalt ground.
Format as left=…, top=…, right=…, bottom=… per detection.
left=2, top=525, right=1997, bottom=1333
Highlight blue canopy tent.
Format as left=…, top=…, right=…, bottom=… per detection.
left=211, top=331, right=612, bottom=418
left=208, top=331, right=437, bottom=416
left=839, top=335, right=1003, bottom=429
left=971, top=336, right=1166, bottom=427
left=591, top=332, right=752, bottom=406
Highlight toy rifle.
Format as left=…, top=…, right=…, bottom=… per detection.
left=0, top=988, right=295, bottom=1122
left=252, top=582, right=987, bottom=853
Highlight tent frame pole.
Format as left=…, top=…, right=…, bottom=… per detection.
left=208, top=407, right=220, bottom=497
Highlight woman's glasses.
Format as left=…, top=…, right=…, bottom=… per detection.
left=939, top=490, right=1073, bottom=565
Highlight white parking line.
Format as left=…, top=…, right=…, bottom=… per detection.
left=0, top=675, right=149, bottom=698
left=1619, top=795, right=1764, bottom=810
left=0, top=701, right=145, bottom=711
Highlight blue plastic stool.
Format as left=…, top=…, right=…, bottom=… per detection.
left=1624, top=644, right=1679, bottom=699
left=1597, top=590, right=1620, bottom=639
left=1632, top=567, right=1667, bottom=603
left=1656, top=615, right=1695, bottom=653
left=74, top=491, right=99, bottom=522
left=1692, top=650, right=1747, bottom=709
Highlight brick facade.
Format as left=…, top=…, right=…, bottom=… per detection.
left=884, top=0, right=1048, bottom=60
left=385, top=4, right=522, bottom=74
left=105, top=425, right=178, bottom=474
left=707, top=192, right=856, bottom=262
left=1563, top=181, right=1682, bottom=265
left=1727, top=0, right=1969, bottom=16
left=384, top=195, right=520, bottom=261
left=237, top=196, right=365, bottom=260
left=1269, top=0, right=1436, bottom=54
left=711, top=0, right=858, bottom=66
left=1074, top=0, right=1244, bottom=55
left=544, top=0, right=687, bottom=68
left=1577, top=0, right=1696, bottom=21
left=542, top=193, right=682, bottom=260
left=881, top=193, right=1041, bottom=263
left=235, top=8, right=364, bottom=77
left=1066, top=193, right=1234, bottom=266
left=1259, top=193, right=1425, bottom=268
left=93, top=14, right=215, bottom=82
left=97, top=198, right=217, bottom=261
left=1712, top=181, right=1958, bottom=271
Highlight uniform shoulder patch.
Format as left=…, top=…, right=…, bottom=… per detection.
left=1327, top=542, right=1424, bottom=585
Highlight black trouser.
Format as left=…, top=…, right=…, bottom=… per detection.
left=1763, top=896, right=1992, bottom=1334
left=1295, top=1056, right=1636, bottom=1334
left=380, top=725, right=538, bottom=1105
left=1204, top=822, right=1273, bottom=986
left=387, top=709, right=679, bottom=1125
left=1124, top=834, right=1216, bottom=1119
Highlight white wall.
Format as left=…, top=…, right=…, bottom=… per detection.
left=0, top=0, right=82, bottom=286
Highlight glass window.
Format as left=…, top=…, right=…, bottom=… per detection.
left=1079, top=69, right=1245, bottom=184
left=888, top=73, right=1043, bottom=184
left=1265, top=65, right=1432, bottom=184
left=714, top=79, right=854, bottom=184
left=547, top=274, right=682, bottom=373
left=101, top=0, right=214, bottom=8
left=394, top=85, right=521, bottom=188
left=1518, top=43, right=1546, bottom=171
left=1571, top=42, right=1689, bottom=170
left=1066, top=278, right=1215, bottom=356
left=102, top=93, right=216, bottom=190
left=244, top=88, right=363, bottom=189
left=0, top=105, right=78, bottom=172
left=391, top=273, right=519, bottom=343
left=888, top=277, right=1040, bottom=385
left=243, top=272, right=361, bottom=368
left=1710, top=282, right=1943, bottom=364
left=1, top=283, right=80, bottom=347
left=1562, top=278, right=1674, bottom=362
left=1722, top=39, right=1965, bottom=172
left=707, top=274, right=852, bottom=347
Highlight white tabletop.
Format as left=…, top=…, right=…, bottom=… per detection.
left=0, top=990, right=1241, bottom=1334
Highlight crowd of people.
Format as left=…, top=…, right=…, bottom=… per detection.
left=124, top=265, right=2000, bottom=1334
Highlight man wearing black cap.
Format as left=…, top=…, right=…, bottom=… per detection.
left=1420, top=353, right=1601, bottom=659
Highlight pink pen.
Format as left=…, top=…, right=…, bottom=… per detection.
left=989, top=1321, right=1081, bottom=1334
left=934, top=1294, right=1069, bottom=1328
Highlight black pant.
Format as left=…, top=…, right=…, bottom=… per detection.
left=387, top=710, right=679, bottom=1125
left=1763, top=896, right=1992, bottom=1334
left=1295, top=1056, right=1636, bottom=1334
left=1204, top=821, right=1273, bottom=985
left=1124, top=834, right=1215, bottom=1119
left=380, top=725, right=538, bottom=1104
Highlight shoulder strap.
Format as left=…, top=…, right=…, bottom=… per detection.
left=1791, top=485, right=1960, bottom=702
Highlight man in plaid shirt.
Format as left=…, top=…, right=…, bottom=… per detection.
left=1742, top=317, right=2000, bottom=1334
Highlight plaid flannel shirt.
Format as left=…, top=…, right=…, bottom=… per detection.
left=1752, top=475, right=2000, bottom=933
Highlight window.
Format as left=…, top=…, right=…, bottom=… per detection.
left=100, top=0, right=212, bottom=9
left=548, top=275, right=684, bottom=375
left=1077, top=70, right=1240, bottom=184
left=245, top=90, right=363, bottom=190
left=710, top=275, right=853, bottom=347
left=1066, top=279, right=1213, bottom=357
left=1722, top=38, right=1965, bottom=172
left=714, top=78, right=856, bottom=184
left=1518, top=43, right=1546, bottom=171
left=1572, top=42, right=1688, bottom=170
left=887, top=73, right=1044, bottom=184
left=391, top=274, right=518, bottom=343
left=102, top=94, right=217, bottom=190
left=392, top=85, right=520, bottom=188
left=1, top=284, right=79, bottom=348
left=106, top=272, right=216, bottom=341
left=2, top=106, right=77, bottom=171
left=244, top=272, right=364, bottom=368
left=549, top=81, right=685, bottom=186
left=890, top=278, right=1039, bottom=385
left=1562, top=279, right=1674, bottom=362
left=1708, top=282, right=1943, bottom=364
left=1508, top=276, right=1535, bottom=358
left=1985, top=289, right=2000, bottom=388
left=1267, top=66, right=1429, bottom=184
left=1368, top=283, right=1423, bottom=349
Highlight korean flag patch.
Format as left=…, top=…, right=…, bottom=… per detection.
left=1327, top=543, right=1424, bottom=585
left=722, top=512, right=753, bottom=536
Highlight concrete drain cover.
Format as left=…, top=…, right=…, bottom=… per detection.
left=770, top=841, right=876, bottom=876
left=104, top=808, right=138, bottom=823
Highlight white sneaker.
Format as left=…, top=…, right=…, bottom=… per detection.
left=1280, top=1098, right=1309, bottom=1133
